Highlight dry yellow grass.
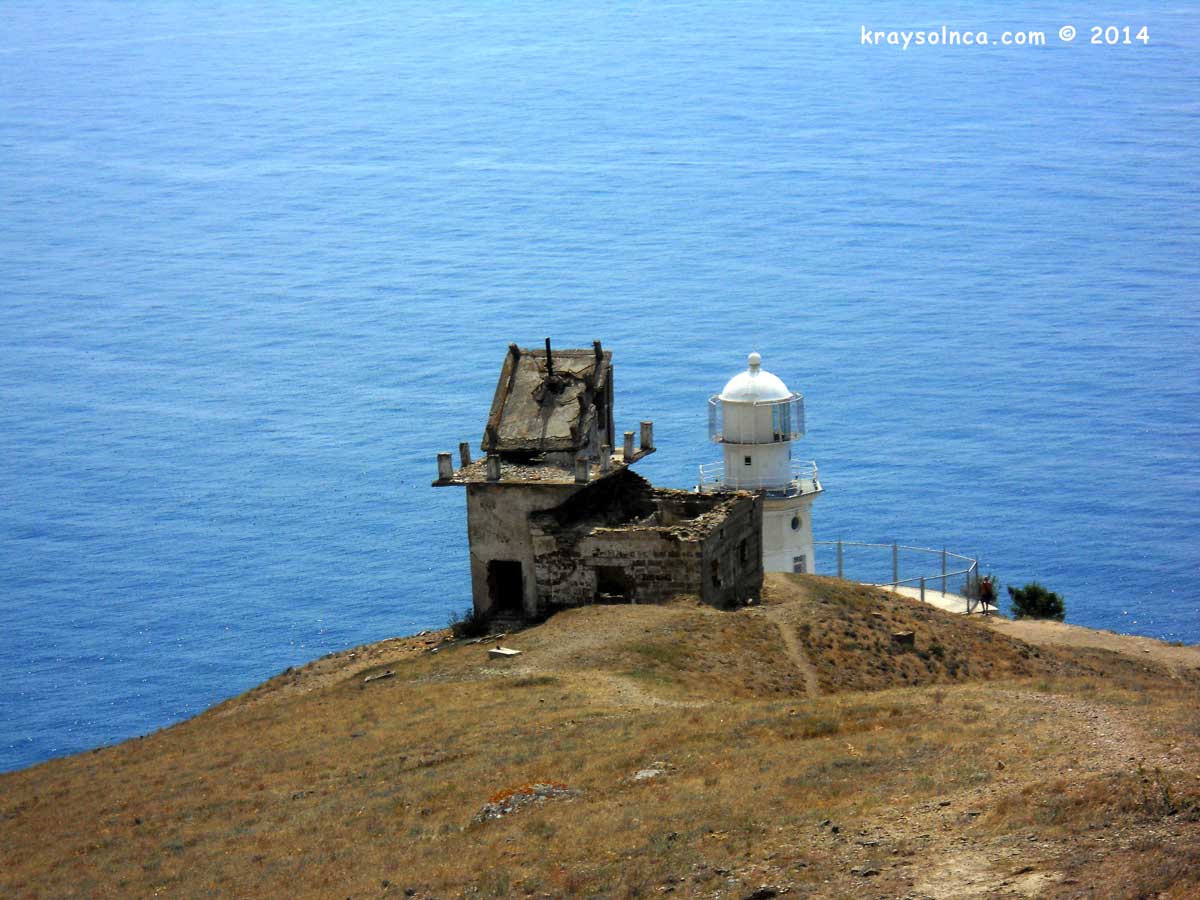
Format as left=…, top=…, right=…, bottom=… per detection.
left=2, top=574, right=1198, bottom=899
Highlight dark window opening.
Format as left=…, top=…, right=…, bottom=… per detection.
left=738, top=539, right=748, bottom=564
left=743, top=455, right=752, bottom=466
left=487, top=560, right=524, bottom=613
left=711, top=559, right=722, bottom=588
left=595, top=566, right=635, bottom=603
left=791, top=515, right=801, bottom=531
left=792, top=555, right=807, bottom=575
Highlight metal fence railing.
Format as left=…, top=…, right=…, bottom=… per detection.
left=814, top=540, right=981, bottom=613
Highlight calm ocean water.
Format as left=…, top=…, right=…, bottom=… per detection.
left=2, top=2, right=1198, bottom=772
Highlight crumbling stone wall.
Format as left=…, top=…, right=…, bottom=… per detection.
left=528, top=470, right=763, bottom=614
left=532, top=525, right=707, bottom=609
left=700, top=491, right=764, bottom=609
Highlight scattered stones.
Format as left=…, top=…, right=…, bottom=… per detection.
left=892, top=631, right=915, bottom=647
left=850, top=866, right=880, bottom=877
left=363, top=670, right=395, bottom=684
left=473, top=782, right=579, bottom=823
left=744, top=886, right=779, bottom=899
left=631, top=760, right=673, bottom=782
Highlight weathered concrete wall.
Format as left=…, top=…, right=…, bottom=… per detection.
left=465, top=482, right=582, bottom=618
left=701, top=493, right=764, bottom=608
left=528, top=477, right=763, bottom=614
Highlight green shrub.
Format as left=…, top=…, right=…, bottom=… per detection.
left=1006, top=582, right=1065, bottom=621
left=448, top=606, right=490, bottom=639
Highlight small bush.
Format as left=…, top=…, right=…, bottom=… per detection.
left=792, top=712, right=842, bottom=738
left=1007, top=582, right=1066, bottom=620
left=448, top=606, right=490, bottom=639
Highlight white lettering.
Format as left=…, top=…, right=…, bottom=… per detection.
left=861, top=25, right=1043, bottom=49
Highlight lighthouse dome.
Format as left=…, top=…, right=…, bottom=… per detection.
left=720, top=352, right=791, bottom=403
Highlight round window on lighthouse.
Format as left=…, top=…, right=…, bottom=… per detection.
left=791, top=515, right=801, bottom=531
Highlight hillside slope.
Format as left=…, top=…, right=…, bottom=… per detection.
left=2, top=574, right=1199, bottom=899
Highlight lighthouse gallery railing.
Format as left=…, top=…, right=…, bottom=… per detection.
left=697, top=459, right=820, bottom=497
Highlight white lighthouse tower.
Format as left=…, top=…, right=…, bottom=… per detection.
left=699, top=352, right=822, bottom=573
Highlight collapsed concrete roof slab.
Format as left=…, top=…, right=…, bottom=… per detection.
left=482, top=342, right=612, bottom=455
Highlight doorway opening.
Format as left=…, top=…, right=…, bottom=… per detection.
left=487, top=560, right=524, bottom=613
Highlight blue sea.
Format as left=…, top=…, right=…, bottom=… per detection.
left=2, top=2, right=1198, bottom=773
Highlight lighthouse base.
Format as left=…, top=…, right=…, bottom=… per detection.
left=761, top=494, right=817, bottom=574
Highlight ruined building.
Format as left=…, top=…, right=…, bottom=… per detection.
left=433, top=341, right=763, bottom=621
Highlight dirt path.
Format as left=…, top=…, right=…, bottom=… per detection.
left=587, top=672, right=708, bottom=709
left=758, top=605, right=821, bottom=699
left=873, top=686, right=1155, bottom=899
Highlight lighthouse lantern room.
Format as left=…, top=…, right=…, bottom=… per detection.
left=699, top=352, right=822, bottom=574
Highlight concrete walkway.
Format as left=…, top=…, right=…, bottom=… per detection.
left=890, top=584, right=979, bottom=615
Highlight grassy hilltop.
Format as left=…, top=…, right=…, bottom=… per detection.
left=3, top=574, right=1200, bottom=899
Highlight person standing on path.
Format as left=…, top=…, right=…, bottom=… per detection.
left=978, top=575, right=997, bottom=615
